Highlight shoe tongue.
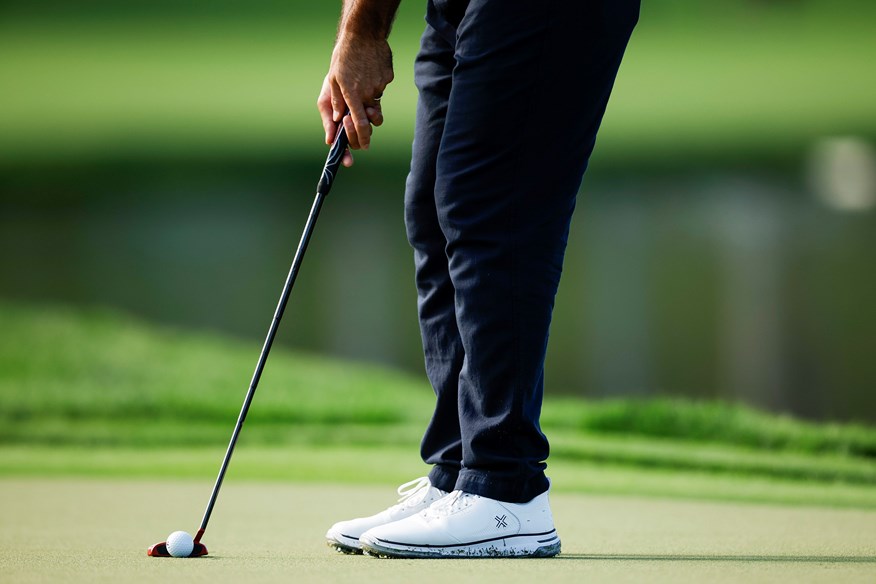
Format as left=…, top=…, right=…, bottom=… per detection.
left=404, top=487, right=428, bottom=506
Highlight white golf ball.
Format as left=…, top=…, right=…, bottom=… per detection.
left=166, top=530, right=194, bottom=557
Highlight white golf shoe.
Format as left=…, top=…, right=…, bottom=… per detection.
left=359, top=488, right=561, bottom=558
left=325, top=477, right=447, bottom=554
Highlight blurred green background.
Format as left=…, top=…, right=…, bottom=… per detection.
left=1, top=0, right=875, bottom=468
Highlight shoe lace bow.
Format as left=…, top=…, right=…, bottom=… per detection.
left=395, top=476, right=431, bottom=506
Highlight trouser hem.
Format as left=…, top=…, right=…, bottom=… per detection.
left=455, top=469, right=550, bottom=503
left=428, top=464, right=460, bottom=493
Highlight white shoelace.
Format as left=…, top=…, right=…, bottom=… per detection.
left=425, top=489, right=477, bottom=518
left=393, top=476, right=432, bottom=509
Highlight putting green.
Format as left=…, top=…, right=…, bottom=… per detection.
left=1, top=479, right=874, bottom=583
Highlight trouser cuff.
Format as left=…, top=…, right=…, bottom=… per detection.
left=428, top=464, right=460, bottom=493
left=455, top=469, right=550, bottom=503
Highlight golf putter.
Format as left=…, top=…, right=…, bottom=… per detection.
left=148, top=119, right=350, bottom=557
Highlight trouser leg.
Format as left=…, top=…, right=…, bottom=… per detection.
left=404, top=21, right=462, bottom=494
left=434, top=0, right=640, bottom=503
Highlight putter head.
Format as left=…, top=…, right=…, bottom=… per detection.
left=146, top=541, right=208, bottom=557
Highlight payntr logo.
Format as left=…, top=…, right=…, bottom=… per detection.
left=495, top=515, right=508, bottom=528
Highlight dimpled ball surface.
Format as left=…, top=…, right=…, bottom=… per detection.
left=166, top=530, right=194, bottom=557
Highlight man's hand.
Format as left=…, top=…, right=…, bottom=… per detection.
left=318, top=1, right=399, bottom=167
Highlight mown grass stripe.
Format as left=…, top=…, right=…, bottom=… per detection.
left=2, top=301, right=875, bottom=489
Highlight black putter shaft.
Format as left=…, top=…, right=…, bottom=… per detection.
left=194, top=124, right=350, bottom=545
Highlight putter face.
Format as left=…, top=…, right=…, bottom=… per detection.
left=147, top=542, right=170, bottom=557
left=147, top=541, right=208, bottom=557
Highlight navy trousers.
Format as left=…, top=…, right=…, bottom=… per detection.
left=405, top=0, right=639, bottom=503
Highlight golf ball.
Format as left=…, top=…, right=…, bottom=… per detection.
left=166, top=530, right=194, bottom=557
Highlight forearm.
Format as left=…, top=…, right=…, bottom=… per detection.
left=338, top=0, right=402, bottom=41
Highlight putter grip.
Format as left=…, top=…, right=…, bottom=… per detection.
left=317, top=124, right=350, bottom=196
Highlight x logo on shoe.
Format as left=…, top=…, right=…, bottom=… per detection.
left=495, top=515, right=508, bottom=528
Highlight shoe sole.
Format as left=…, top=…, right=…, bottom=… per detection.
left=326, top=531, right=363, bottom=555
left=360, top=530, right=561, bottom=559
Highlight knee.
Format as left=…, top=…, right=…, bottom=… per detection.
left=404, top=171, right=446, bottom=253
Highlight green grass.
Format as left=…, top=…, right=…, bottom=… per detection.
left=0, top=302, right=434, bottom=443
left=544, top=399, right=876, bottom=458
left=1, top=300, right=875, bottom=501
left=3, top=445, right=876, bottom=509
left=0, top=1, right=874, bottom=169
